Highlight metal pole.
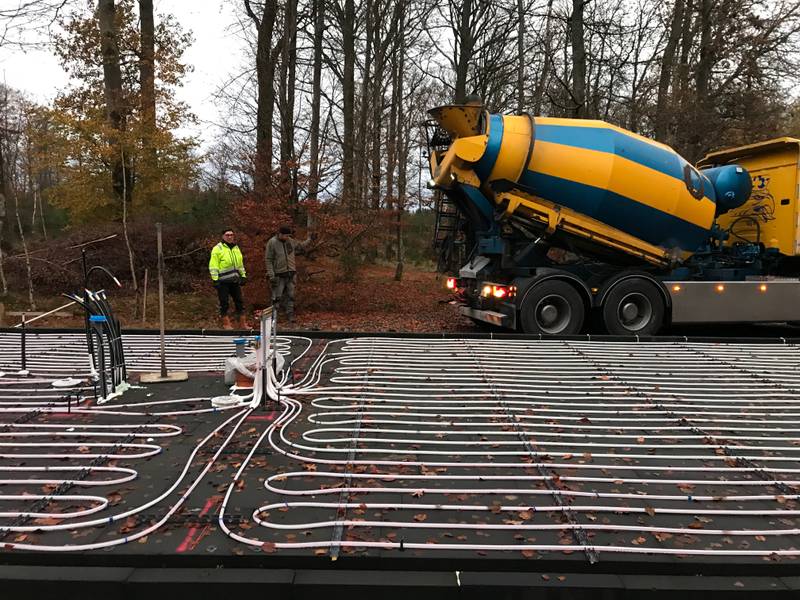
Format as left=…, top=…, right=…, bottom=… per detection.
left=157, top=223, right=167, bottom=379
left=94, top=328, right=107, bottom=400
left=142, top=267, right=148, bottom=325
left=20, top=313, right=26, bottom=373
left=82, top=249, right=93, bottom=358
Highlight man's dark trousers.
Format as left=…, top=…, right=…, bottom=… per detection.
left=216, top=281, right=244, bottom=316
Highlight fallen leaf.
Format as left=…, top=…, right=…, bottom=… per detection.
left=413, top=513, right=427, bottom=522
left=261, top=542, right=277, bottom=553
left=118, top=516, right=138, bottom=534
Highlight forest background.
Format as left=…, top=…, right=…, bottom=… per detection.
left=1, top=0, right=800, bottom=331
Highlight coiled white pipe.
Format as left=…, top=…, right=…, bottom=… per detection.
left=220, top=336, right=800, bottom=557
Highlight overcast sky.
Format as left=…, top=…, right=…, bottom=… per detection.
left=0, top=0, right=245, bottom=146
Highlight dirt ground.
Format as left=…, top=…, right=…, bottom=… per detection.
left=3, top=259, right=477, bottom=333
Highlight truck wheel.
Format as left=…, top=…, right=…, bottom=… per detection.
left=519, top=280, right=585, bottom=335
left=601, top=279, right=665, bottom=335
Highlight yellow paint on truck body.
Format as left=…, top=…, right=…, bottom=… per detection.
left=701, top=138, right=800, bottom=257
left=496, top=189, right=675, bottom=267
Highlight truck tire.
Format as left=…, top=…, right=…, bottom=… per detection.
left=601, top=278, right=665, bottom=335
left=519, top=280, right=585, bottom=335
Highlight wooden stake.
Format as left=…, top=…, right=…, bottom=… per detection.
left=157, top=224, right=167, bottom=378
left=138, top=225, right=187, bottom=385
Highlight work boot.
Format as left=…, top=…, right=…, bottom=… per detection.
left=238, top=315, right=249, bottom=329
left=221, top=315, right=233, bottom=330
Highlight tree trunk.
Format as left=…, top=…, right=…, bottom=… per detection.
left=139, top=0, right=156, bottom=191
left=308, top=0, right=324, bottom=203
left=342, top=0, right=356, bottom=209
left=386, top=46, right=399, bottom=211
left=97, top=0, right=132, bottom=204
left=569, top=0, right=586, bottom=118
left=121, top=148, right=139, bottom=306
left=655, top=0, right=685, bottom=142
left=36, top=187, right=46, bottom=239
left=0, top=130, right=8, bottom=297
left=516, top=0, right=525, bottom=113
left=384, top=38, right=400, bottom=261
left=454, top=0, right=473, bottom=103
left=695, top=0, right=713, bottom=105
left=369, top=0, right=392, bottom=212
left=394, top=14, right=406, bottom=282
left=532, top=0, right=554, bottom=115
left=674, top=0, right=694, bottom=144
left=245, top=0, right=278, bottom=198
left=691, top=0, right=714, bottom=160
left=279, top=0, right=297, bottom=205
left=12, top=189, right=34, bottom=310
left=356, top=0, right=374, bottom=210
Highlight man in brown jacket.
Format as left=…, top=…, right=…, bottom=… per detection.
left=265, top=225, right=313, bottom=323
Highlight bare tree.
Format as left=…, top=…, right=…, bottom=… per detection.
left=341, top=0, right=356, bottom=209
left=569, top=0, right=587, bottom=117
left=307, top=0, right=325, bottom=203
left=655, top=0, right=686, bottom=141
left=278, top=0, right=298, bottom=205
left=244, top=0, right=280, bottom=197
left=0, top=0, right=74, bottom=48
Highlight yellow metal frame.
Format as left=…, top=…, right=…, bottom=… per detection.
left=497, top=190, right=675, bottom=267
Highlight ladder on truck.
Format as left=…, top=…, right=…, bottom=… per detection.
left=433, top=191, right=464, bottom=273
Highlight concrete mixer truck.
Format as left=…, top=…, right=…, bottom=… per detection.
left=426, top=103, right=800, bottom=334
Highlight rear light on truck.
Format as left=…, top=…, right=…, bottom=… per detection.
left=481, top=284, right=516, bottom=299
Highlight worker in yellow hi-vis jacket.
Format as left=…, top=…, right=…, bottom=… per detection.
left=209, top=228, right=247, bottom=329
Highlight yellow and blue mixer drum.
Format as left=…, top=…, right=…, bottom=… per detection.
left=429, top=106, right=752, bottom=255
